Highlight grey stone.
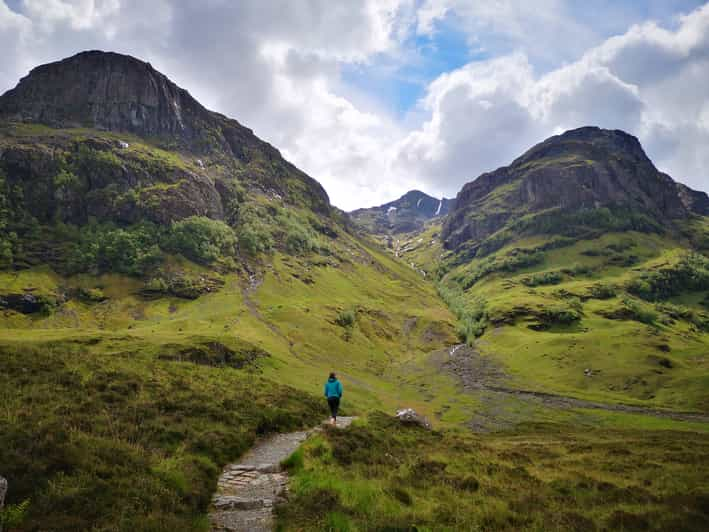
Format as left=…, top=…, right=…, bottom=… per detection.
left=0, top=475, right=7, bottom=532
left=396, top=408, right=432, bottom=429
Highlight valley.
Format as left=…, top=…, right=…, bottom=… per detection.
left=0, top=51, right=708, bottom=532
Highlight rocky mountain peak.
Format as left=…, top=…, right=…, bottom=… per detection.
left=0, top=51, right=213, bottom=141
left=0, top=51, right=332, bottom=226
left=442, top=126, right=709, bottom=253
left=350, top=190, right=453, bottom=235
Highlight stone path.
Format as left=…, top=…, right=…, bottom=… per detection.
left=210, top=417, right=356, bottom=531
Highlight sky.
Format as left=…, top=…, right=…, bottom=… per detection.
left=1, top=1, right=708, bottom=210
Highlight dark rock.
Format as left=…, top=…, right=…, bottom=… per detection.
left=677, top=182, right=709, bottom=215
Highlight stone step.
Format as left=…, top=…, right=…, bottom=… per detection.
left=213, top=496, right=274, bottom=511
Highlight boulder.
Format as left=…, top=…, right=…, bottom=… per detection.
left=396, top=408, right=432, bottom=430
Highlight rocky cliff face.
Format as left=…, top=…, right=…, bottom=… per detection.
left=0, top=51, right=209, bottom=140
left=350, top=190, right=453, bottom=235
left=0, top=51, right=331, bottom=226
left=443, top=127, right=709, bottom=252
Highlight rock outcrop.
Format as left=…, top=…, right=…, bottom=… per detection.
left=443, top=127, right=709, bottom=252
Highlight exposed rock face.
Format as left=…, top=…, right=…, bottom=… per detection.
left=443, top=127, right=709, bottom=252
left=350, top=190, right=453, bottom=235
left=0, top=51, right=208, bottom=139
left=677, top=182, right=709, bottom=215
left=0, top=50, right=330, bottom=221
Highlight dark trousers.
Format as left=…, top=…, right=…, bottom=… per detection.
left=327, top=397, right=340, bottom=418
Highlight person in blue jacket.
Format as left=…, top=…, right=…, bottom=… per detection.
left=324, top=372, right=343, bottom=425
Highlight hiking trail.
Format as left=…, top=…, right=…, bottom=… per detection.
left=209, top=417, right=356, bottom=531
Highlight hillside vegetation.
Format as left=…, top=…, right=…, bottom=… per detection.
left=2, top=53, right=708, bottom=531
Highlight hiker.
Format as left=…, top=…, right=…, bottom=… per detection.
left=324, top=372, right=343, bottom=425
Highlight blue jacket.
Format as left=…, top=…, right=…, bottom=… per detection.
left=324, top=378, right=343, bottom=399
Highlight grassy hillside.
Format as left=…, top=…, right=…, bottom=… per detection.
left=0, top=214, right=466, bottom=530
left=3, top=120, right=709, bottom=532
left=278, top=413, right=709, bottom=531
left=403, top=218, right=709, bottom=417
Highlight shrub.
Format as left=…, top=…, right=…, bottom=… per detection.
left=456, top=249, right=545, bottom=290
left=66, top=222, right=164, bottom=276
left=237, top=223, right=274, bottom=255
left=168, top=216, right=236, bottom=264
left=627, top=253, right=709, bottom=301
left=0, top=498, right=30, bottom=529
left=0, top=170, right=14, bottom=269
left=522, top=271, right=563, bottom=287
left=511, top=207, right=662, bottom=237
left=622, top=297, right=658, bottom=325
left=537, top=304, right=581, bottom=326
left=588, top=283, right=616, bottom=300
left=438, top=284, right=488, bottom=344
left=335, top=309, right=356, bottom=328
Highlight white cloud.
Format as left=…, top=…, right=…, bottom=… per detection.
left=0, top=0, right=708, bottom=211
left=395, top=2, right=709, bottom=197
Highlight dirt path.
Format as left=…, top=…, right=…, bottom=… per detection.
left=210, top=417, right=356, bottom=532
left=438, top=345, right=709, bottom=427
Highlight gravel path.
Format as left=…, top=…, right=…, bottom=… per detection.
left=210, top=417, right=356, bottom=531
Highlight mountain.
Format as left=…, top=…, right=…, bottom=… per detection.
left=0, top=53, right=463, bottom=530
left=442, top=126, right=709, bottom=254
left=2, top=53, right=708, bottom=532
left=0, top=50, right=330, bottom=228
left=414, top=126, right=709, bottom=433
left=350, top=190, right=453, bottom=234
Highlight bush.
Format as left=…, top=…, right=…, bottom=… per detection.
left=511, top=206, right=663, bottom=238
left=168, top=216, right=236, bottom=264
left=237, top=223, right=274, bottom=255
left=627, top=253, right=709, bottom=301
left=522, top=271, right=564, bottom=287
left=622, top=297, right=658, bottom=325
left=537, top=304, right=581, bottom=326
left=277, top=211, right=320, bottom=254
left=0, top=498, right=30, bottom=529
left=335, top=309, right=356, bottom=328
left=455, top=249, right=545, bottom=290
left=588, top=283, right=616, bottom=300
left=0, top=170, right=14, bottom=269
left=438, top=284, right=488, bottom=344
left=64, top=221, right=164, bottom=276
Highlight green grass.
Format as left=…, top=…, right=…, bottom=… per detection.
left=0, top=340, right=322, bottom=531
left=277, top=412, right=709, bottom=531
left=436, top=230, right=709, bottom=412
left=0, top=229, right=466, bottom=530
